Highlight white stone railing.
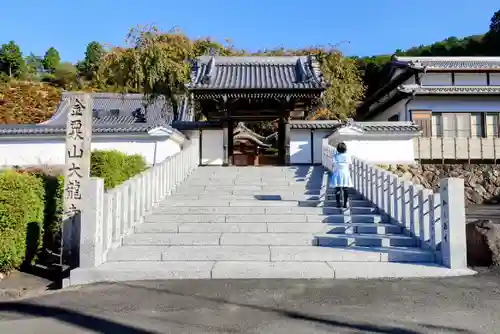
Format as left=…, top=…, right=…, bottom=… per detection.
left=79, top=139, right=199, bottom=268
left=322, top=142, right=468, bottom=270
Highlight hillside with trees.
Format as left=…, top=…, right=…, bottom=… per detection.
left=0, top=9, right=499, bottom=124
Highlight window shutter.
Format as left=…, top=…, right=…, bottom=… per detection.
left=411, top=110, right=432, bottom=137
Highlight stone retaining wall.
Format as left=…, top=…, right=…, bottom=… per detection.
left=379, top=164, right=500, bottom=205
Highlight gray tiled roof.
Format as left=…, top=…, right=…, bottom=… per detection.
left=0, top=92, right=193, bottom=136
left=398, top=84, right=500, bottom=95
left=395, top=56, right=500, bottom=70
left=351, top=121, right=421, bottom=134
left=290, top=120, right=341, bottom=129
left=188, top=56, right=326, bottom=90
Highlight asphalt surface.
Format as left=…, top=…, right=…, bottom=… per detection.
left=0, top=268, right=500, bottom=333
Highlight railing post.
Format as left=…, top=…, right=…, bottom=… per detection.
left=386, top=174, right=394, bottom=217
left=392, top=178, right=401, bottom=223
left=380, top=170, right=386, bottom=213
left=418, top=188, right=432, bottom=247
left=80, top=177, right=105, bottom=268
left=363, top=162, right=369, bottom=198
left=401, top=182, right=411, bottom=231
left=374, top=168, right=381, bottom=207
left=162, top=160, right=168, bottom=196
left=429, top=192, right=442, bottom=251
left=135, top=176, right=143, bottom=222
left=166, top=160, right=172, bottom=195
left=103, top=193, right=113, bottom=253
left=128, top=179, right=136, bottom=228
left=409, top=185, right=420, bottom=238
left=121, top=182, right=130, bottom=234
left=140, top=174, right=147, bottom=215
left=153, top=166, right=159, bottom=203
left=112, top=191, right=122, bottom=242
left=439, top=178, right=467, bottom=269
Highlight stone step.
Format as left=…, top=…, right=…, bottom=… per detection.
left=70, top=260, right=473, bottom=285
left=159, top=199, right=373, bottom=208
left=268, top=246, right=435, bottom=263
left=143, top=213, right=383, bottom=224
left=180, top=181, right=324, bottom=188
left=122, top=232, right=317, bottom=246
left=134, top=222, right=401, bottom=234
left=105, top=245, right=435, bottom=263
left=173, top=189, right=325, bottom=196
left=152, top=206, right=378, bottom=215
left=171, top=194, right=365, bottom=201
left=315, top=234, right=418, bottom=247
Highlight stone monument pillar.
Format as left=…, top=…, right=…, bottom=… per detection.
left=62, top=93, right=93, bottom=267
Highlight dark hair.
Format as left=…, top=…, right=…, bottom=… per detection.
left=336, top=142, right=347, bottom=153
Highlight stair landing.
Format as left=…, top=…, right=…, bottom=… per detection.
left=69, top=166, right=475, bottom=285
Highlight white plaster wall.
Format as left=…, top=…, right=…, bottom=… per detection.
left=454, top=73, right=488, bottom=86
left=290, top=129, right=311, bottom=164
left=0, top=136, right=181, bottom=167
left=343, top=139, right=415, bottom=164
left=420, top=73, right=452, bottom=86
left=370, top=100, right=407, bottom=121
left=290, top=129, right=337, bottom=164
left=201, top=129, right=223, bottom=165
left=313, top=130, right=333, bottom=164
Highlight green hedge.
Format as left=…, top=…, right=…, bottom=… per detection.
left=0, top=170, right=45, bottom=273
left=0, top=151, right=147, bottom=273
left=91, top=150, right=147, bottom=189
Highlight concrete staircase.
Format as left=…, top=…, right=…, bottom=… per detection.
left=71, top=166, right=466, bottom=284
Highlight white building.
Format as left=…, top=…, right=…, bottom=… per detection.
left=358, top=56, right=500, bottom=136
left=357, top=57, right=500, bottom=161
left=0, top=92, right=193, bottom=167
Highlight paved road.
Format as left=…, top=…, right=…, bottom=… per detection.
left=1, top=269, right=500, bottom=333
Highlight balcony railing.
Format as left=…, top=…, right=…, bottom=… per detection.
left=414, top=137, right=500, bottom=160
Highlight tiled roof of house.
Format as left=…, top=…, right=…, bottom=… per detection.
left=0, top=92, right=193, bottom=136
left=289, top=120, right=341, bottom=129
left=351, top=121, right=421, bottom=134
left=398, top=84, right=500, bottom=95
left=394, top=56, right=500, bottom=70
left=188, top=56, right=326, bottom=90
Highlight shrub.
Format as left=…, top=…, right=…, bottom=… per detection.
left=0, top=170, right=45, bottom=273
left=90, top=150, right=147, bottom=190
left=123, top=154, right=148, bottom=179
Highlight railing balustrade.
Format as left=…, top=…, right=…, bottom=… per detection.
left=79, top=139, right=199, bottom=268
left=322, top=142, right=467, bottom=269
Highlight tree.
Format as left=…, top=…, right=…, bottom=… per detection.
left=98, top=26, right=195, bottom=120
left=0, top=41, right=25, bottom=77
left=50, top=62, right=78, bottom=89
left=25, top=53, right=43, bottom=77
left=489, top=10, right=500, bottom=33
left=42, top=47, right=61, bottom=72
left=312, top=50, right=365, bottom=120
left=78, top=41, right=105, bottom=80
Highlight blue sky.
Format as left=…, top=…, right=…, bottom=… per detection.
left=1, top=0, right=498, bottom=63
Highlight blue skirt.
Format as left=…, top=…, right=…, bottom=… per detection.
left=330, top=168, right=353, bottom=188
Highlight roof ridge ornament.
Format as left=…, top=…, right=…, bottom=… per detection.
left=201, top=56, right=216, bottom=84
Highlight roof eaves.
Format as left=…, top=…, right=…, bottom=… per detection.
left=357, top=64, right=417, bottom=114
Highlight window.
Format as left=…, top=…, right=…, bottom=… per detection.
left=431, top=113, right=482, bottom=138
left=486, top=114, right=499, bottom=137
left=431, top=114, right=442, bottom=137
left=411, top=110, right=432, bottom=136
left=470, top=114, right=482, bottom=137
